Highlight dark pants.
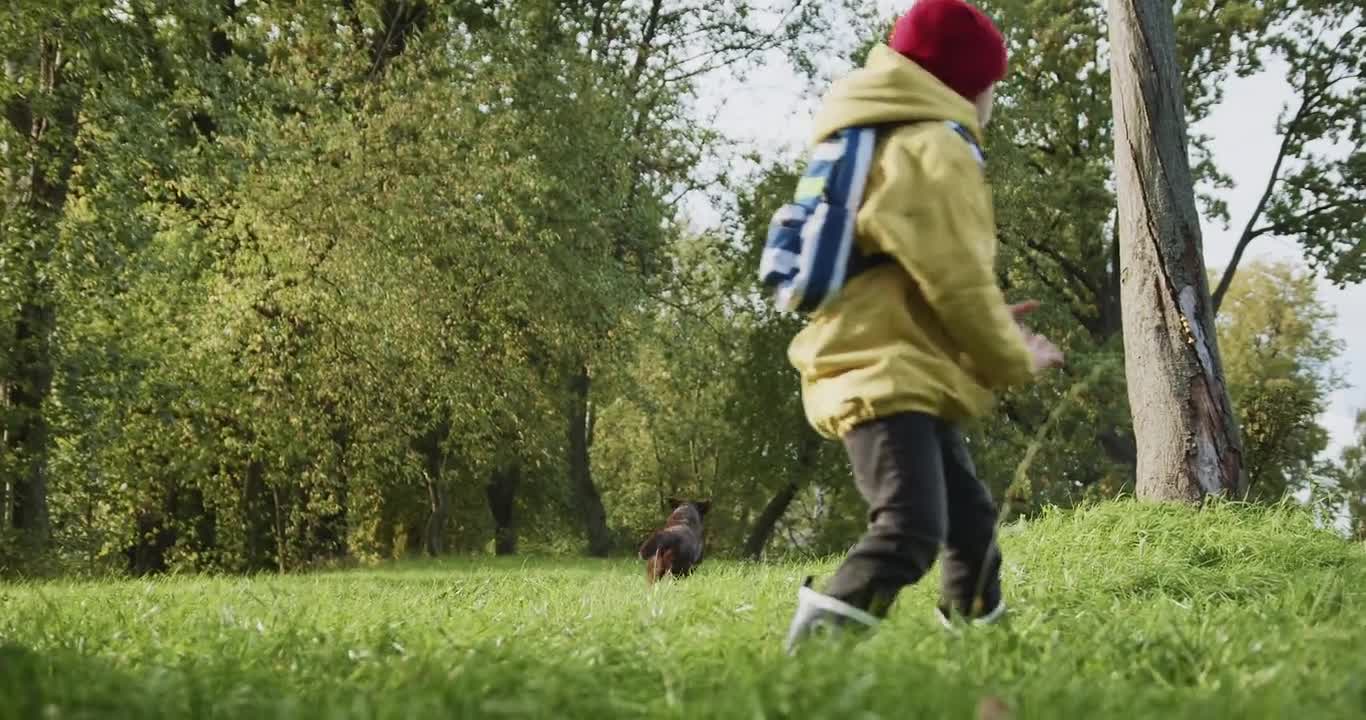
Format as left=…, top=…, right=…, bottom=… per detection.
left=823, top=412, right=1003, bottom=619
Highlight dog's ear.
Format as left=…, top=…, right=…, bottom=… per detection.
left=667, top=496, right=682, bottom=510
left=695, top=500, right=711, bottom=516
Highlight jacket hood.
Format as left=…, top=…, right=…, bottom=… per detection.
left=809, top=44, right=983, bottom=144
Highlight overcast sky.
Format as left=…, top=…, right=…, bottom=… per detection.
left=689, top=1, right=1363, bottom=457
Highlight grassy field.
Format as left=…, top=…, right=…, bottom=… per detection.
left=2, top=501, right=1364, bottom=719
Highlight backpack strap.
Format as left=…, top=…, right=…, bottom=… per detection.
left=758, top=120, right=988, bottom=313
left=846, top=121, right=984, bottom=275
left=946, top=121, right=987, bottom=165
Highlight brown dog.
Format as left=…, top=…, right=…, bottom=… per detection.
left=638, top=498, right=710, bottom=585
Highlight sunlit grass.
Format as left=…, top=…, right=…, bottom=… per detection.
left=2, top=501, right=1363, bottom=719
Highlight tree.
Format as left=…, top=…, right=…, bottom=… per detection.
left=967, top=0, right=1360, bottom=506
left=1, top=2, right=78, bottom=553
left=1208, top=0, right=1365, bottom=312
left=590, top=171, right=856, bottom=560
left=0, top=0, right=864, bottom=574
left=721, top=166, right=862, bottom=558
left=6, top=0, right=1349, bottom=574
left=1108, top=0, right=1245, bottom=501
left=1332, top=411, right=1366, bottom=540
left=25, top=3, right=647, bottom=571
left=1215, top=260, right=1345, bottom=501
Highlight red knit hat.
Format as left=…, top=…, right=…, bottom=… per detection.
left=888, top=0, right=1008, bottom=100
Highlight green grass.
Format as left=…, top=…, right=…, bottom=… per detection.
left=2, top=501, right=1365, bottom=719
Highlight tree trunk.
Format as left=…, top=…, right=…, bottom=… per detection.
left=567, top=364, right=613, bottom=556
left=243, top=459, right=273, bottom=571
left=743, top=432, right=821, bottom=559
left=271, top=484, right=288, bottom=573
left=314, top=420, right=349, bottom=558
left=742, top=481, right=800, bottom=560
left=3, top=36, right=71, bottom=552
left=126, top=479, right=180, bottom=576
left=1099, top=222, right=1124, bottom=340
left=486, top=464, right=520, bottom=556
left=185, top=486, right=217, bottom=561
left=7, top=302, right=52, bottom=547
left=126, top=512, right=174, bottom=576
left=422, top=458, right=449, bottom=558
left=400, top=522, right=423, bottom=557
left=415, top=420, right=451, bottom=556
left=424, top=479, right=449, bottom=557
left=1108, top=0, right=1245, bottom=501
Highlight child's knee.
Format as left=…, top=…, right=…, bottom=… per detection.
left=874, top=510, right=945, bottom=571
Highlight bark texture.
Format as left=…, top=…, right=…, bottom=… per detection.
left=568, top=364, right=613, bottom=556
left=1109, top=0, right=1246, bottom=500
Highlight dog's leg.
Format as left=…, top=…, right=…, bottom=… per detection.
left=647, top=546, right=668, bottom=585
left=657, top=547, right=669, bottom=583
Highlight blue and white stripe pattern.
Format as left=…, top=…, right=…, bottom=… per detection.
left=758, top=121, right=983, bottom=315
left=758, top=126, right=878, bottom=314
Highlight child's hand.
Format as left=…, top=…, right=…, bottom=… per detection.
left=1011, top=300, right=1062, bottom=372
left=1008, top=300, right=1041, bottom=322
left=1025, top=332, right=1064, bottom=372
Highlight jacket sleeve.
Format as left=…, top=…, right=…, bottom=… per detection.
left=860, top=128, right=1035, bottom=390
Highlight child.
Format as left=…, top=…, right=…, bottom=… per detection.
left=782, top=0, right=1064, bottom=653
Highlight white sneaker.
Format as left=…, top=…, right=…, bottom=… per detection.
left=935, top=600, right=1007, bottom=630
left=784, top=577, right=881, bottom=655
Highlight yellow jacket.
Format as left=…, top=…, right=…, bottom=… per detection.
left=788, top=45, right=1034, bottom=439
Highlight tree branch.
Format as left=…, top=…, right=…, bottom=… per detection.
left=1211, top=94, right=1309, bottom=313
left=1013, top=242, right=1096, bottom=330
left=627, top=0, right=665, bottom=96
left=1020, top=232, right=1101, bottom=298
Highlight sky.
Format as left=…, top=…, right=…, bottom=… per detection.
left=689, top=1, right=1363, bottom=458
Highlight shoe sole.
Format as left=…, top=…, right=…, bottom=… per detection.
left=936, top=601, right=1007, bottom=630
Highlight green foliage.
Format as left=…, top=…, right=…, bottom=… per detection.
left=951, top=0, right=1358, bottom=509
left=1215, top=261, right=1345, bottom=501
left=2, top=0, right=874, bottom=573
left=1329, top=412, right=1366, bottom=540
left=0, top=0, right=1357, bottom=576
left=1254, top=1, right=1365, bottom=287
left=33, top=3, right=634, bottom=572
left=1, top=502, right=1364, bottom=717
left=6, top=0, right=688, bottom=571
left=592, top=165, right=856, bottom=558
